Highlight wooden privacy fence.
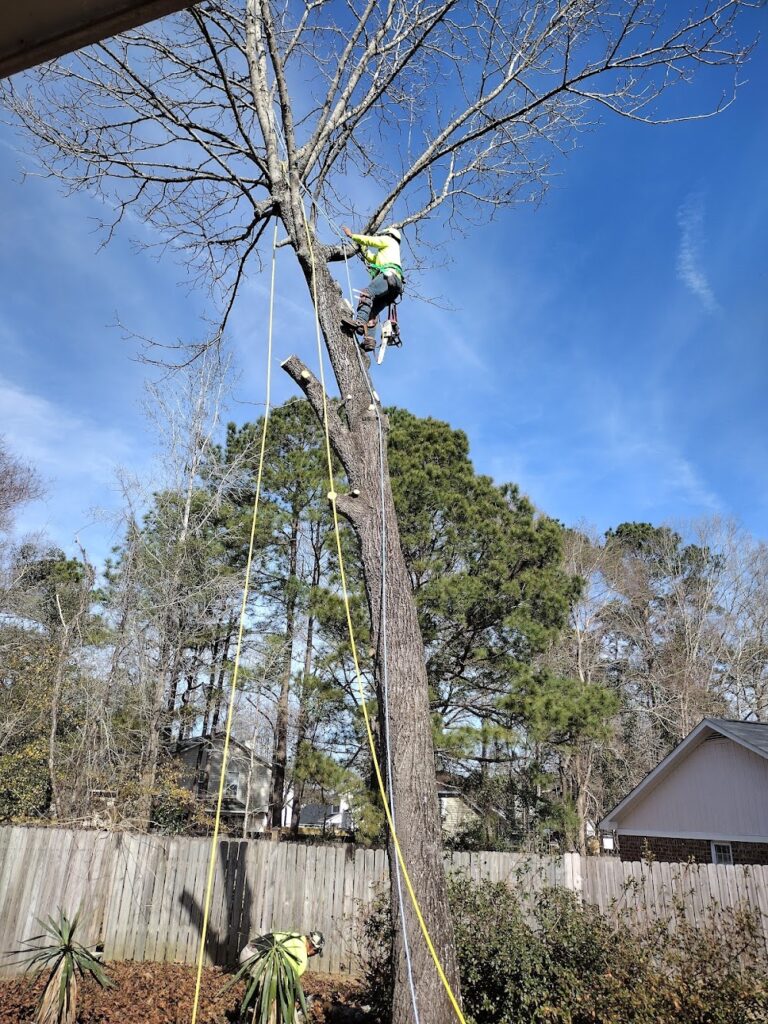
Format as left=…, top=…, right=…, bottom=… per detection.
left=1, top=826, right=767, bottom=977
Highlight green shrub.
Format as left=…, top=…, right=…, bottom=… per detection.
left=8, top=908, right=113, bottom=1024
left=0, top=741, right=50, bottom=821
left=362, top=876, right=768, bottom=1024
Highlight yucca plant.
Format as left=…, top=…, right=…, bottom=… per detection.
left=224, top=934, right=310, bottom=1024
left=8, top=908, right=113, bottom=1024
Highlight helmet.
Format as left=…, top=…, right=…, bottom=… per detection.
left=307, top=930, right=325, bottom=956
left=383, top=226, right=401, bottom=242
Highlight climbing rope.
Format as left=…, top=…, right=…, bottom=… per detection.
left=186, top=168, right=463, bottom=1022
left=337, top=225, right=421, bottom=1024
left=272, top=137, right=420, bottom=1017
left=189, top=222, right=279, bottom=1024
left=299, top=204, right=466, bottom=1024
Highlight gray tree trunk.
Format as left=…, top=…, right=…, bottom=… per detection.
left=281, top=213, right=461, bottom=1023
left=270, top=520, right=299, bottom=828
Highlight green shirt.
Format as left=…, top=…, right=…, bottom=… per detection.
left=273, top=932, right=309, bottom=977
left=350, top=231, right=403, bottom=280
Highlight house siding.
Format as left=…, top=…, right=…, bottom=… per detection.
left=618, top=834, right=768, bottom=865
left=439, top=794, right=479, bottom=836
left=613, top=735, right=768, bottom=839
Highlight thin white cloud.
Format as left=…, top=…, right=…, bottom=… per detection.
left=676, top=193, right=719, bottom=313
left=597, top=394, right=722, bottom=513
left=483, top=384, right=722, bottom=527
left=0, top=375, right=146, bottom=559
left=0, top=376, right=136, bottom=484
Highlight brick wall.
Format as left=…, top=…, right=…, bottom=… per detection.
left=618, top=833, right=768, bottom=865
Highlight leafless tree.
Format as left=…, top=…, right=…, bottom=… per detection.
left=712, top=523, right=768, bottom=722
left=2, top=3, right=757, bottom=1018
left=542, top=525, right=617, bottom=853
left=0, top=437, right=43, bottom=535
left=547, top=516, right=768, bottom=842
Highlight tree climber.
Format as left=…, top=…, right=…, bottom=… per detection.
left=340, top=224, right=404, bottom=352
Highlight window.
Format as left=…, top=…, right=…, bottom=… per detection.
left=711, top=841, right=733, bottom=866
left=225, top=769, right=240, bottom=800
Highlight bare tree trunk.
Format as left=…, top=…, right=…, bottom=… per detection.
left=48, top=567, right=93, bottom=821
left=282, top=247, right=461, bottom=1023
left=138, top=663, right=168, bottom=828
left=269, top=521, right=299, bottom=828
left=202, top=635, right=221, bottom=736
left=47, top=597, right=70, bottom=821
left=291, top=542, right=321, bottom=837
left=210, top=627, right=233, bottom=733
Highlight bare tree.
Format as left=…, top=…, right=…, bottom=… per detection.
left=47, top=547, right=96, bottom=820
left=543, top=525, right=617, bottom=853
left=2, top=3, right=756, bottom=1018
left=0, top=437, right=43, bottom=535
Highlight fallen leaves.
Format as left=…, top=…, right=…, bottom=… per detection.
left=0, top=962, right=368, bottom=1024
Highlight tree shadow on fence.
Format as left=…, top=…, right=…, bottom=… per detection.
left=180, top=839, right=252, bottom=969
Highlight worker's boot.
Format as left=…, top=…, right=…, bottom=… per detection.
left=340, top=299, right=365, bottom=335
left=359, top=334, right=376, bottom=353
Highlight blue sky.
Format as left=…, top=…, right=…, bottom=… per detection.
left=1, top=14, right=767, bottom=568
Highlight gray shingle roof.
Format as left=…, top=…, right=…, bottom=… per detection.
left=705, top=718, right=768, bottom=759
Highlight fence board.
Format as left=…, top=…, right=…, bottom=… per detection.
left=754, top=866, right=768, bottom=933
left=157, top=838, right=179, bottom=963
left=1, top=826, right=767, bottom=978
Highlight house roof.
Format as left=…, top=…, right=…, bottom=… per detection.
left=176, top=732, right=271, bottom=769
left=1, top=1, right=193, bottom=80
left=706, top=718, right=768, bottom=759
left=599, top=717, right=768, bottom=831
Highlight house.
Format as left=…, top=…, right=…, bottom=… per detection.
left=599, top=718, right=768, bottom=865
left=435, top=773, right=511, bottom=839
left=2, top=2, right=192, bottom=79
left=176, top=733, right=272, bottom=835
left=437, top=777, right=482, bottom=836
left=281, top=792, right=354, bottom=835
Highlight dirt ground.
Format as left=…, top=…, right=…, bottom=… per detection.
left=0, top=962, right=370, bottom=1024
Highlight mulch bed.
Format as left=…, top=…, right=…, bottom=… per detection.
left=0, top=962, right=369, bottom=1024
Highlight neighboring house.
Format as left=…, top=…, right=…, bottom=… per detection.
left=599, top=718, right=768, bottom=865
left=436, top=773, right=509, bottom=839
left=176, top=733, right=272, bottom=835
left=282, top=776, right=498, bottom=840
left=282, top=792, right=354, bottom=835
left=437, top=778, right=482, bottom=836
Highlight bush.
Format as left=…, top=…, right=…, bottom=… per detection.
left=0, top=741, right=50, bottom=821
left=362, top=876, right=768, bottom=1024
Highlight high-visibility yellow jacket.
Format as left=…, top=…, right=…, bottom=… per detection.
left=273, top=932, right=309, bottom=977
left=350, top=232, right=403, bottom=280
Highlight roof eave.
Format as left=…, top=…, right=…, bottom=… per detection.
left=598, top=719, right=714, bottom=831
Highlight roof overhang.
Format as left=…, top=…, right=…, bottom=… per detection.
left=1, top=1, right=195, bottom=80
left=599, top=718, right=752, bottom=832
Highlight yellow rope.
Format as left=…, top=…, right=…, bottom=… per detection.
left=299, top=205, right=466, bottom=1024
left=189, top=221, right=279, bottom=1024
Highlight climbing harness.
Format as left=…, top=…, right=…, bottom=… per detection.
left=344, top=232, right=406, bottom=363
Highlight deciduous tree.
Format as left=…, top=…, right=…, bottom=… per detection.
left=4, top=4, right=756, bottom=1017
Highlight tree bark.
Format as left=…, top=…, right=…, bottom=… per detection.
left=281, top=232, right=461, bottom=1023
left=291, top=538, right=320, bottom=837
left=269, top=519, right=299, bottom=828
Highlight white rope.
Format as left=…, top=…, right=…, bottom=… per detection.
left=298, top=180, right=421, bottom=1024
left=337, top=222, right=422, bottom=1024
left=271, top=118, right=420, bottom=1020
